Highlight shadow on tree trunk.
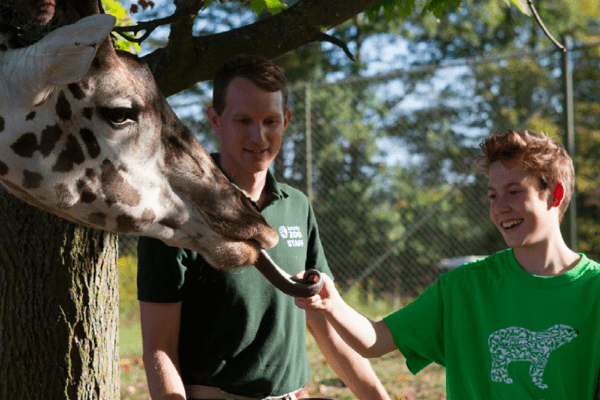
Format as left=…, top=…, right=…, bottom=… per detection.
left=0, top=188, right=120, bottom=399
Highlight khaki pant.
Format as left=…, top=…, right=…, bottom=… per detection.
left=184, top=385, right=313, bottom=400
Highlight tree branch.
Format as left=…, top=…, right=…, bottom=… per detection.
left=527, top=0, right=566, bottom=53
left=143, top=0, right=381, bottom=97
left=113, top=12, right=183, bottom=43
left=112, top=0, right=207, bottom=43
left=316, top=32, right=356, bottom=61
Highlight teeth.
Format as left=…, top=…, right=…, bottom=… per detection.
left=502, top=220, right=522, bottom=229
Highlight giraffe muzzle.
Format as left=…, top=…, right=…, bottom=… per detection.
left=254, top=249, right=323, bottom=298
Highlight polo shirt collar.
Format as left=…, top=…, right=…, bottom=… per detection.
left=210, top=153, right=288, bottom=208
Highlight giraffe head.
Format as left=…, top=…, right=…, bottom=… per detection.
left=0, top=11, right=280, bottom=268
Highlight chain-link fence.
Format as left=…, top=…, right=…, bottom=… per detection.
left=121, top=42, right=600, bottom=296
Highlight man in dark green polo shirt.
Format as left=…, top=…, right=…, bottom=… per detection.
left=137, top=55, right=390, bottom=400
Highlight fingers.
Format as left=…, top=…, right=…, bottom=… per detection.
left=294, top=295, right=325, bottom=311
left=293, top=272, right=336, bottom=312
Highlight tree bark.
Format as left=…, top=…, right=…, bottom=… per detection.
left=0, top=188, right=119, bottom=399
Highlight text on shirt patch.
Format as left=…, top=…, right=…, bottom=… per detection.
left=278, top=226, right=304, bottom=248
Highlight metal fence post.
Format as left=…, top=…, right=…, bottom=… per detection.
left=561, top=34, right=577, bottom=251
left=305, top=84, right=313, bottom=201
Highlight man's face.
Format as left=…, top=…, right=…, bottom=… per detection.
left=487, top=160, right=557, bottom=249
left=208, top=77, right=291, bottom=176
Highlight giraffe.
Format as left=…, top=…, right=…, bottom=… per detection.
left=0, top=1, right=321, bottom=297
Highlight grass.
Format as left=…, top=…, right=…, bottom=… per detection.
left=119, top=286, right=447, bottom=399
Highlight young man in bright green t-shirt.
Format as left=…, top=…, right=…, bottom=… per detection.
left=296, top=130, right=600, bottom=399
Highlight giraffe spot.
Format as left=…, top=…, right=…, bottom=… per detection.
left=85, top=168, right=97, bottom=182
left=0, top=116, right=4, bottom=131
left=11, top=133, right=38, bottom=158
left=23, top=170, right=43, bottom=189
left=56, top=91, right=71, bottom=121
left=52, top=134, right=85, bottom=172
left=80, top=190, right=96, bottom=203
left=87, top=212, right=107, bottom=227
left=53, top=183, right=74, bottom=208
left=100, top=159, right=141, bottom=207
left=67, top=83, right=86, bottom=100
left=77, top=179, right=97, bottom=203
left=0, top=160, right=8, bottom=176
left=79, top=128, right=100, bottom=159
left=159, top=217, right=180, bottom=230
left=82, top=107, right=93, bottom=120
left=39, top=125, right=62, bottom=157
left=116, top=214, right=137, bottom=233
left=141, top=208, right=156, bottom=224
left=26, top=111, right=36, bottom=121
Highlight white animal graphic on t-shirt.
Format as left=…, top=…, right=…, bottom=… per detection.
left=488, top=324, right=578, bottom=389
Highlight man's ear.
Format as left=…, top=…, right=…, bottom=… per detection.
left=283, top=108, right=292, bottom=130
left=207, top=106, right=220, bottom=131
left=552, top=182, right=565, bottom=208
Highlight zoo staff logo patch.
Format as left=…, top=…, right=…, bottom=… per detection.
left=278, top=226, right=304, bottom=248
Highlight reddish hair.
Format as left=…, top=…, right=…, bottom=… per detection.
left=478, top=130, right=574, bottom=220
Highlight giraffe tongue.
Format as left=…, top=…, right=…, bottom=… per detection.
left=254, top=249, right=323, bottom=298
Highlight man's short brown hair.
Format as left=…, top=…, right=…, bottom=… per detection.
left=478, top=130, right=574, bottom=220
left=212, top=54, right=289, bottom=116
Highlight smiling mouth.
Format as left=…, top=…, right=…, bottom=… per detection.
left=501, top=219, right=523, bottom=230
left=245, top=148, right=268, bottom=155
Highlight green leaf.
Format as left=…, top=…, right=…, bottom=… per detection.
left=366, top=0, right=416, bottom=21
left=503, top=0, right=531, bottom=15
left=249, top=0, right=265, bottom=14
left=101, top=0, right=140, bottom=53
left=422, top=0, right=461, bottom=18
left=249, top=0, right=285, bottom=15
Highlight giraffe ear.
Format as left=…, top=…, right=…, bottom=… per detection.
left=37, top=14, right=116, bottom=85
left=1, top=14, right=116, bottom=106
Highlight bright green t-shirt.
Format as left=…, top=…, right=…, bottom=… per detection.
left=137, top=170, right=332, bottom=398
left=384, top=249, right=600, bottom=399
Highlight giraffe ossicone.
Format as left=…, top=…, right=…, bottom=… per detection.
left=0, top=6, right=322, bottom=297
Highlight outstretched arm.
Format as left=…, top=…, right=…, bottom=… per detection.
left=295, top=273, right=397, bottom=359
left=306, top=310, right=391, bottom=400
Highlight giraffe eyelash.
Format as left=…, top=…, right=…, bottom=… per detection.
left=98, top=106, right=139, bottom=128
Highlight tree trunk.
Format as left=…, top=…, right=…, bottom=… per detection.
left=0, top=188, right=119, bottom=399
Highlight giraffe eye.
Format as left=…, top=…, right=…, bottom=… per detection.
left=99, top=106, right=138, bottom=128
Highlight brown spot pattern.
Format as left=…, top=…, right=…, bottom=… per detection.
left=116, top=214, right=137, bottom=233
left=141, top=208, right=156, bottom=224
left=52, top=135, right=85, bottom=172
left=67, top=83, right=86, bottom=100
left=0, top=160, right=8, bottom=176
left=79, top=128, right=100, bottom=158
left=56, top=91, right=71, bottom=121
left=23, top=170, right=43, bottom=189
left=39, top=125, right=63, bottom=157
left=159, top=217, right=180, bottom=230
left=100, top=159, right=141, bottom=207
left=26, top=112, right=36, bottom=121
left=77, top=179, right=97, bottom=203
left=85, top=168, right=97, bottom=181
left=82, top=108, right=93, bottom=120
left=87, top=212, right=107, bottom=227
left=11, top=133, right=38, bottom=158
